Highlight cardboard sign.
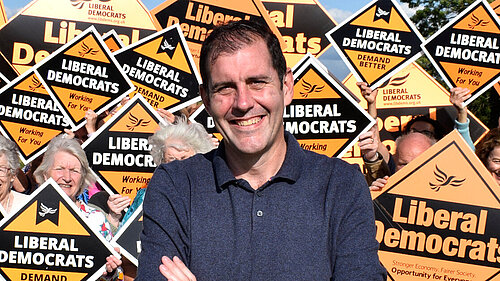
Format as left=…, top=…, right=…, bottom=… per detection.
left=422, top=0, right=500, bottom=107
left=493, top=0, right=500, bottom=16
left=341, top=63, right=489, bottom=160
left=0, top=69, right=70, bottom=164
left=262, top=0, right=337, bottom=67
left=0, top=204, right=5, bottom=221
left=0, top=69, right=8, bottom=89
left=0, top=0, right=157, bottom=74
left=325, top=0, right=424, bottom=89
left=151, top=0, right=284, bottom=66
left=372, top=130, right=500, bottom=281
left=0, top=52, right=19, bottom=82
left=112, top=204, right=143, bottom=266
left=285, top=54, right=375, bottom=158
left=35, top=26, right=134, bottom=130
left=114, top=24, right=202, bottom=111
left=82, top=94, right=166, bottom=201
left=189, top=105, right=222, bottom=141
left=102, top=30, right=125, bottom=53
left=0, top=178, right=119, bottom=281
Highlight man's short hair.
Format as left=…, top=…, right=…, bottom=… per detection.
left=199, top=20, right=286, bottom=91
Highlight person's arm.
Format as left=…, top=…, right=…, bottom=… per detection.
left=135, top=166, right=191, bottom=280
left=331, top=164, right=387, bottom=280
left=106, top=194, right=131, bottom=234
left=450, top=87, right=474, bottom=150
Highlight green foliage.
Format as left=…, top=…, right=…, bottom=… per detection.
left=400, top=0, right=498, bottom=128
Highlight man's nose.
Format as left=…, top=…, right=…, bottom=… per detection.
left=233, top=86, right=254, bottom=113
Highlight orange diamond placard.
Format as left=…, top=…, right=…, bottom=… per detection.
left=285, top=54, right=375, bottom=158
left=372, top=130, right=500, bottom=281
left=0, top=69, right=70, bottom=164
left=0, top=178, right=119, bottom=281
left=325, top=0, right=424, bottom=89
left=422, top=0, right=500, bottom=107
left=35, top=26, right=134, bottom=129
left=114, top=24, right=202, bottom=112
left=82, top=94, right=166, bottom=201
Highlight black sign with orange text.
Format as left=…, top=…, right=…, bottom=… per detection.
left=372, top=130, right=500, bottom=281
left=0, top=178, right=119, bottom=281
left=285, top=54, right=375, bottom=157
left=262, top=0, right=337, bottom=67
left=151, top=0, right=284, bottom=66
left=422, top=0, right=500, bottom=107
left=326, top=0, right=424, bottom=89
left=35, top=26, right=134, bottom=130
left=82, top=94, right=166, bottom=201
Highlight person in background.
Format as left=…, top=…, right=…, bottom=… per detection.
left=475, top=128, right=500, bottom=185
left=369, top=132, right=436, bottom=191
left=33, top=135, right=123, bottom=280
left=0, top=135, right=29, bottom=214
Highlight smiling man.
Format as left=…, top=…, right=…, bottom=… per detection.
left=136, top=20, right=386, bottom=281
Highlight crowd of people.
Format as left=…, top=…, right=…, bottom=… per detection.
left=0, top=19, right=498, bottom=280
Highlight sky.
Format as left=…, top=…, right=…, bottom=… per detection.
left=1, top=0, right=417, bottom=79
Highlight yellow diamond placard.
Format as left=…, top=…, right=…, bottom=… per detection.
left=326, top=0, right=424, bottom=89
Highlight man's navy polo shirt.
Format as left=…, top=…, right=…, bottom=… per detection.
left=136, top=132, right=386, bottom=280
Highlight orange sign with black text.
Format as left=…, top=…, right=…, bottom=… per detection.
left=113, top=24, right=202, bottom=111
left=285, top=54, right=375, bottom=157
left=0, top=0, right=157, bottom=74
left=422, top=0, right=500, bottom=107
left=35, top=26, right=134, bottom=130
left=341, top=62, right=488, bottom=162
left=326, top=0, right=424, bottom=89
left=82, top=94, right=166, bottom=201
left=492, top=0, right=500, bottom=16
left=372, top=131, right=500, bottom=280
left=151, top=0, right=284, bottom=66
left=262, top=0, right=337, bottom=67
left=0, top=69, right=70, bottom=164
left=0, top=178, right=119, bottom=281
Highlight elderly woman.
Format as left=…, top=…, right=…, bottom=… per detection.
left=118, top=115, right=215, bottom=280
left=476, top=128, right=500, bottom=185
left=0, top=135, right=29, bottom=214
left=33, top=135, right=122, bottom=280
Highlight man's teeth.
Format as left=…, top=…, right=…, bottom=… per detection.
left=237, top=117, right=260, bottom=126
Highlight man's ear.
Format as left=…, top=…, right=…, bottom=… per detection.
left=282, top=68, right=294, bottom=106
left=199, top=85, right=212, bottom=116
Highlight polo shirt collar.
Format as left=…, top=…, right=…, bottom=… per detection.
left=213, top=131, right=304, bottom=190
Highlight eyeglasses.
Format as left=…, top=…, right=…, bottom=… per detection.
left=409, top=128, right=435, bottom=138
left=0, top=167, right=12, bottom=177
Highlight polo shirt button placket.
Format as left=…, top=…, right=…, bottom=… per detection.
left=256, top=210, right=264, bottom=217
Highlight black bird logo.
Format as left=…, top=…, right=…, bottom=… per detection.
left=126, top=113, right=151, bottom=131
left=29, top=75, right=45, bottom=91
left=468, top=14, right=489, bottom=29
left=79, top=42, right=99, bottom=58
left=300, top=80, right=325, bottom=98
left=429, top=165, right=465, bottom=192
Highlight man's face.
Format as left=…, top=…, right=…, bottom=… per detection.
left=201, top=38, right=293, bottom=156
